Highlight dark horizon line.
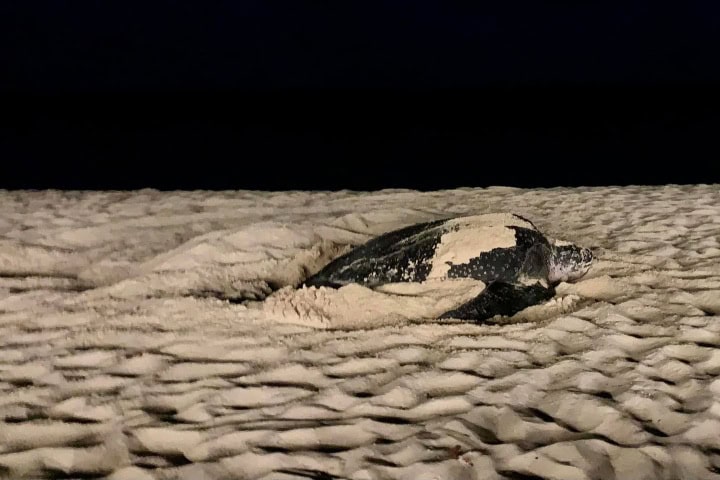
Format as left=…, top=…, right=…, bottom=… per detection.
left=0, top=178, right=720, bottom=192
left=2, top=184, right=714, bottom=192
left=4, top=81, right=720, bottom=96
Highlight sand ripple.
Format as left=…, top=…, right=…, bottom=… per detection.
left=1, top=185, right=719, bottom=479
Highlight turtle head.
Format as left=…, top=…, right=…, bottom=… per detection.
left=547, top=242, right=594, bottom=284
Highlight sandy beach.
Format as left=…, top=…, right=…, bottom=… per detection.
left=1, top=184, right=719, bottom=479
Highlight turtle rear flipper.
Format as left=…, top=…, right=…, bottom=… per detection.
left=439, top=281, right=555, bottom=322
left=302, top=275, right=345, bottom=289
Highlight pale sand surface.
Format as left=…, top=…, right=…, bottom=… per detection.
left=0, top=185, right=719, bottom=479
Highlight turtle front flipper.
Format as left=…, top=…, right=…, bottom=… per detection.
left=439, top=281, right=555, bottom=323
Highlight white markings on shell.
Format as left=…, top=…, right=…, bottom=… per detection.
left=427, top=213, right=535, bottom=279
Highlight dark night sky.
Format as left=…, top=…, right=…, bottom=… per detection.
left=3, top=2, right=720, bottom=189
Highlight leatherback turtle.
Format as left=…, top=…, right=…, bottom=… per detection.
left=303, top=213, right=593, bottom=322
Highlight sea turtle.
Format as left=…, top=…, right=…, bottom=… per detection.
left=303, top=213, right=593, bottom=322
